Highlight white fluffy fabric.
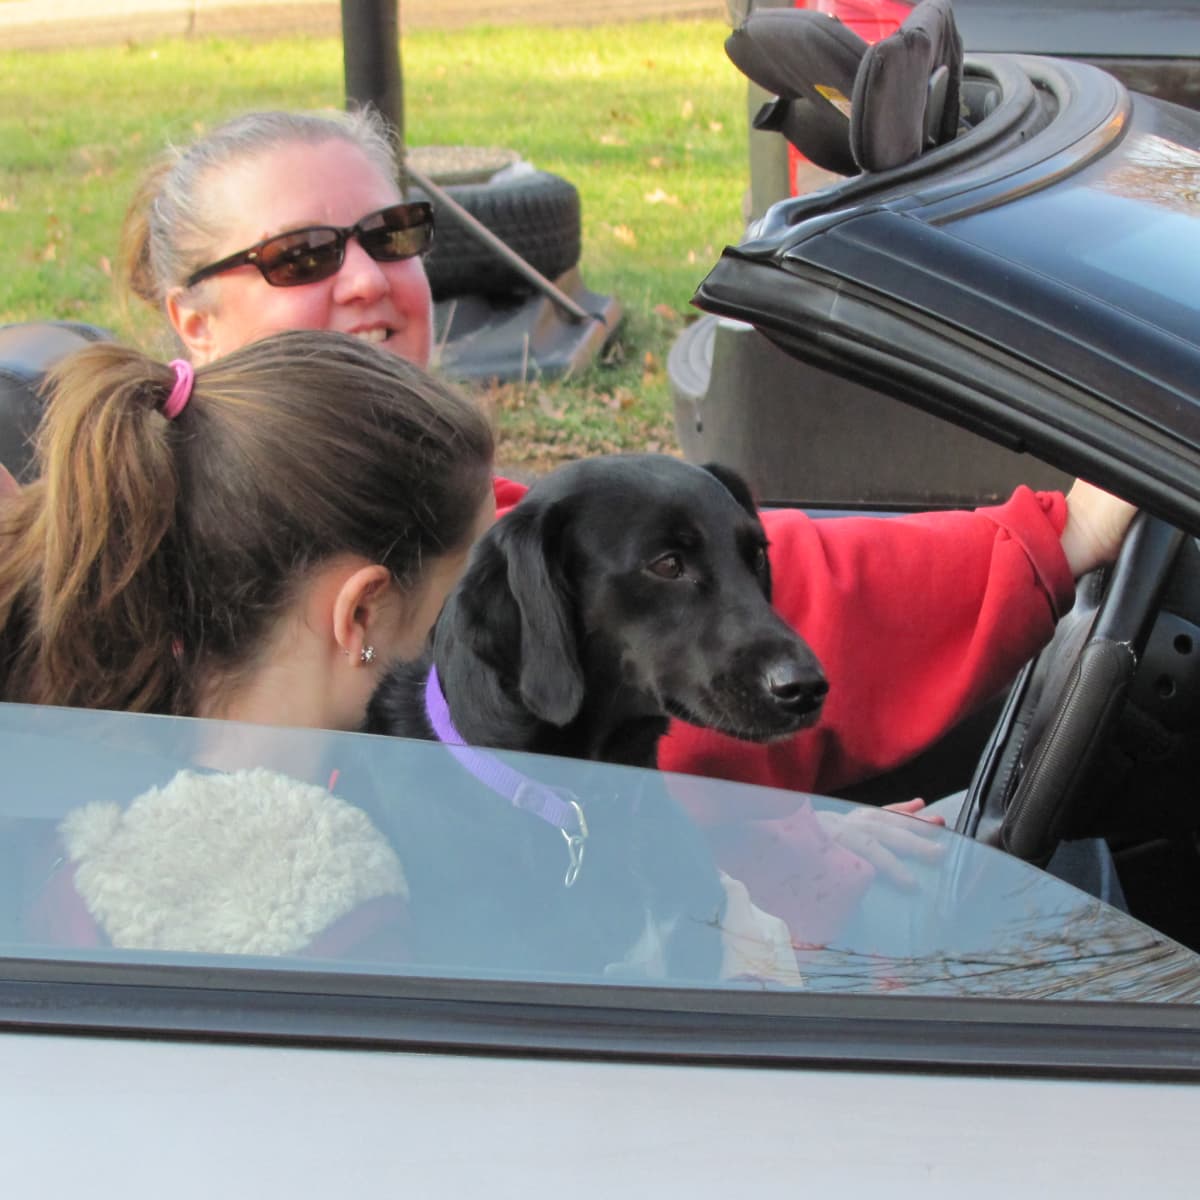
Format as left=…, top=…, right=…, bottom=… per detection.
left=60, top=768, right=407, bottom=956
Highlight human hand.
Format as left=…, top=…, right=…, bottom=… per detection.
left=1060, top=479, right=1138, bottom=578
left=815, top=798, right=945, bottom=890
left=882, top=796, right=946, bottom=826
left=718, top=872, right=804, bottom=987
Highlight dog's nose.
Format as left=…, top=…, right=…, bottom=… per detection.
left=765, top=662, right=828, bottom=715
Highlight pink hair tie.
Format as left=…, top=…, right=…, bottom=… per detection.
left=161, top=359, right=194, bottom=421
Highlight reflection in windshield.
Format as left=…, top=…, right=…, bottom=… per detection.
left=798, top=862, right=1200, bottom=1002
left=2, top=702, right=1199, bottom=1003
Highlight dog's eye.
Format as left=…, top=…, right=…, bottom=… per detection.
left=649, top=553, right=685, bottom=580
left=752, top=546, right=768, bottom=574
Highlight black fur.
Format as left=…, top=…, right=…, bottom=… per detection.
left=363, top=454, right=828, bottom=982
left=367, top=454, right=827, bottom=764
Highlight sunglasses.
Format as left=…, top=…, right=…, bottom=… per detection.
left=184, top=201, right=435, bottom=289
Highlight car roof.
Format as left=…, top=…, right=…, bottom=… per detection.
left=695, top=53, right=1200, bottom=529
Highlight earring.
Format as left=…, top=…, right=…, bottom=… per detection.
left=360, top=645, right=376, bottom=664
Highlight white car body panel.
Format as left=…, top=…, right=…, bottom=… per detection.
left=4, top=1032, right=1198, bottom=1196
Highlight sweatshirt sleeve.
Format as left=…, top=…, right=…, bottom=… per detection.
left=659, top=486, right=1074, bottom=812
left=493, top=475, right=529, bottom=516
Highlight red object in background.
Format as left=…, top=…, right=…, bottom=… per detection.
left=786, top=0, right=912, bottom=193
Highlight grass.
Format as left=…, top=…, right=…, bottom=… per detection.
left=0, top=21, right=750, bottom=476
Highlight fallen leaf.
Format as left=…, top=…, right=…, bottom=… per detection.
left=653, top=303, right=680, bottom=323
left=681, top=99, right=694, bottom=119
left=611, top=224, right=637, bottom=247
left=709, top=120, right=724, bottom=133
left=643, top=187, right=679, bottom=206
left=536, top=391, right=566, bottom=420
left=98, top=255, right=111, bottom=277
left=599, top=132, right=627, bottom=147
left=648, top=155, right=665, bottom=169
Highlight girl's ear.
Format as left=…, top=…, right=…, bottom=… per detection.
left=166, top=288, right=218, bottom=364
left=330, top=563, right=395, bottom=665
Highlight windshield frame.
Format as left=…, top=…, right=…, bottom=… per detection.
left=6, top=953, right=1200, bottom=1081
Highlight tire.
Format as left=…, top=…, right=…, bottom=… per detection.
left=416, top=167, right=582, bottom=301
left=0, top=320, right=113, bottom=482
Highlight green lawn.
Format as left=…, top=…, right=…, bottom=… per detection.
left=0, top=21, right=750, bottom=474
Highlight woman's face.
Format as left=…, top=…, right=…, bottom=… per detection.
left=169, top=139, right=433, bottom=367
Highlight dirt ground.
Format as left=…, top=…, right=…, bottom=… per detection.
left=0, top=0, right=726, bottom=53
left=403, top=0, right=724, bottom=29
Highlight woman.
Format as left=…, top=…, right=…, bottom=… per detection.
left=116, top=108, right=1134, bottom=929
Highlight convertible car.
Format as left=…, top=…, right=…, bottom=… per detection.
left=4, top=2, right=1200, bottom=1192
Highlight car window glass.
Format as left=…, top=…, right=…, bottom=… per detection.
left=2, top=702, right=1198, bottom=1002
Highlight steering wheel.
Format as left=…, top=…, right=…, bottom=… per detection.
left=958, top=513, right=1186, bottom=866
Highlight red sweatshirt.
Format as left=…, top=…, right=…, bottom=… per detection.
left=494, top=476, right=1075, bottom=942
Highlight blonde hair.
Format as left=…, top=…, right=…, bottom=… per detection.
left=118, top=108, right=400, bottom=314
left=0, top=330, right=493, bottom=714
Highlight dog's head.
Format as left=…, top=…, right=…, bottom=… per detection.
left=435, top=454, right=827, bottom=757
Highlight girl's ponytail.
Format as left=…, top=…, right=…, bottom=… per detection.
left=0, top=343, right=187, bottom=711
left=1, top=329, right=494, bottom=719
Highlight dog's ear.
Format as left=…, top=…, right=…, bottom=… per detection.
left=490, top=503, right=586, bottom=726
left=700, top=461, right=758, bottom=519
left=700, top=461, right=772, bottom=599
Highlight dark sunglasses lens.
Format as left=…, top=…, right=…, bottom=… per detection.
left=359, top=203, right=435, bottom=261
left=258, top=228, right=344, bottom=286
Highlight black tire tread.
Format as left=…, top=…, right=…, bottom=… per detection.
left=418, top=170, right=582, bottom=300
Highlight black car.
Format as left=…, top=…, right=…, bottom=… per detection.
left=729, top=0, right=1200, bottom=108
left=675, top=0, right=1200, bottom=511
left=727, top=0, right=1200, bottom=227
left=669, top=1, right=1200, bottom=945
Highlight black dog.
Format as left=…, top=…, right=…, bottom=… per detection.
left=367, top=453, right=826, bottom=765
left=364, top=454, right=826, bottom=981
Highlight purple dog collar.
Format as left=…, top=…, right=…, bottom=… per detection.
left=424, top=665, right=588, bottom=886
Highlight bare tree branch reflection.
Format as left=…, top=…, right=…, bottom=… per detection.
left=1097, top=132, right=1200, bottom=216
left=792, top=888, right=1200, bottom=1002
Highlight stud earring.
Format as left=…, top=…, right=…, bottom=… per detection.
left=360, top=645, right=376, bottom=664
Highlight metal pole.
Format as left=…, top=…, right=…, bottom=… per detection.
left=341, top=1, right=600, bottom=329
left=341, top=0, right=404, bottom=156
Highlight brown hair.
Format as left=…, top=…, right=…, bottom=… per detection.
left=118, top=108, right=400, bottom=319
left=0, top=330, right=493, bottom=715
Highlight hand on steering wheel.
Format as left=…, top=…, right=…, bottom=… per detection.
left=966, top=512, right=1185, bottom=865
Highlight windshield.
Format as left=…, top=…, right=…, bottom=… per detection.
left=4, top=702, right=1197, bottom=1003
